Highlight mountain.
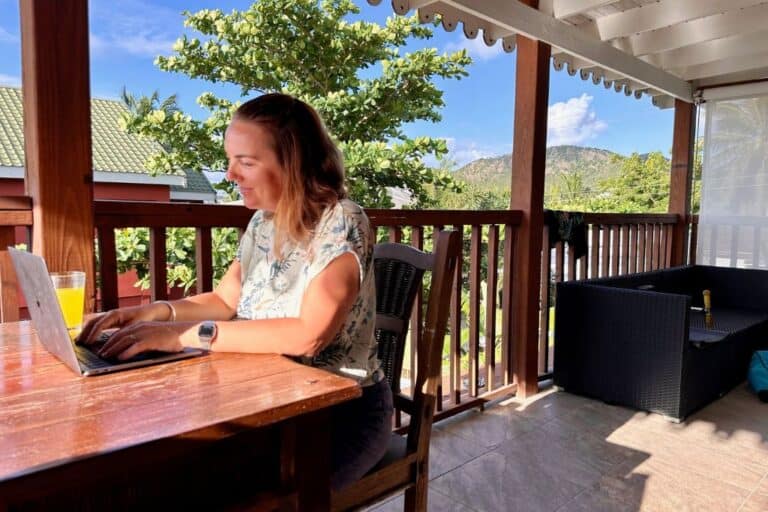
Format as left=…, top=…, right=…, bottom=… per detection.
left=454, top=145, right=623, bottom=190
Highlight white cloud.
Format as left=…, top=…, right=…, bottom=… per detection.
left=547, top=93, right=607, bottom=146
left=0, top=26, right=18, bottom=44
left=0, top=74, right=20, bottom=86
left=444, top=33, right=503, bottom=62
left=89, top=0, right=180, bottom=58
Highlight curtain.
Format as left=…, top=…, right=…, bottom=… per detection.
left=697, top=94, right=768, bottom=268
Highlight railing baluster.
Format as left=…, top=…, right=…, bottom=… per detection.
left=97, top=227, right=119, bottom=312
left=689, top=220, right=698, bottom=265
left=150, top=227, right=168, bottom=301
left=590, top=225, right=599, bottom=278
left=449, top=225, right=464, bottom=405
left=485, top=225, right=499, bottom=392
left=629, top=224, right=638, bottom=273
left=611, top=225, right=620, bottom=276
left=636, top=224, right=644, bottom=271
left=388, top=226, right=402, bottom=243
left=601, top=225, right=610, bottom=277
left=409, top=226, right=424, bottom=397
left=433, top=225, right=444, bottom=411
left=501, top=224, right=515, bottom=387
left=645, top=224, right=654, bottom=271
left=710, top=225, right=719, bottom=265
left=468, top=225, right=481, bottom=397
left=555, top=241, right=565, bottom=284
left=539, top=225, right=551, bottom=375
left=729, top=225, right=739, bottom=267
left=620, top=225, right=629, bottom=275
left=665, top=224, right=674, bottom=267
left=567, top=244, right=576, bottom=282
left=753, top=225, right=761, bottom=268
left=195, top=227, right=213, bottom=294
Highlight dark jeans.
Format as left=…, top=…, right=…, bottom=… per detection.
left=331, top=377, right=394, bottom=490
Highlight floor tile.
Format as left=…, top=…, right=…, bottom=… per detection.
left=428, top=427, right=491, bottom=478
left=431, top=450, right=586, bottom=512
left=555, top=488, right=636, bottom=512
left=366, top=488, right=476, bottom=512
left=436, top=407, right=540, bottom=450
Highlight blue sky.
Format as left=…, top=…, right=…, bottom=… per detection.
left=0, top=0, right=674, bottom=167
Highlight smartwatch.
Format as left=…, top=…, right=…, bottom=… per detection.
left=198, top=321, right=218, bottom=350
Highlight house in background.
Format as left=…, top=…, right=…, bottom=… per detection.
left=0, top=86, right=216, bottom=204
left=0, top=85, right=218, bottom=307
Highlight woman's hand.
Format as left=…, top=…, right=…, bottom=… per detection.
left=94, top=321, right=189, bottom=360
left=77, top=303, right=171, bottom=346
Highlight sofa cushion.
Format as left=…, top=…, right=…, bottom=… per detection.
left=689, top=308, right=768, bottom=347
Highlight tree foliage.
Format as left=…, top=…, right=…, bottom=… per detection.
left=120, top=0, right=469, bottom=208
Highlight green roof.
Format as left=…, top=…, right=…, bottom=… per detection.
left=172, top=168, right=217, bottom=195
left=0, top=86, right=185, bottom=177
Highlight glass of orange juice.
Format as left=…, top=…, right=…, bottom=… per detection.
left=50, top=271, right=86, bottom=339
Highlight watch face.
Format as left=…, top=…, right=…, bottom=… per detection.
left=199, top=322, right=216, bottom=338
left=198, top=321, right=217, bottom=349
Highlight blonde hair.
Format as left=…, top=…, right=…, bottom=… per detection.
left=233, top=94, right=347, bottom=253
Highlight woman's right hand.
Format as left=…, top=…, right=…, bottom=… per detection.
left=77, top=303, right=170, bottom=346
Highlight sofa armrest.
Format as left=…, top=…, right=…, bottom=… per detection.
left=554, top=282, right=690, bottom=413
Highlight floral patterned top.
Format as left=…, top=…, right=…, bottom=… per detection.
left=236, top=199, right=382, bottom=386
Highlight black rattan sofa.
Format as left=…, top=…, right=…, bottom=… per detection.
left=554, top=265, right=768, bottom=421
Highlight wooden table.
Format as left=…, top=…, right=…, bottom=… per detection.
left=0, top=321, right=361, bottom=511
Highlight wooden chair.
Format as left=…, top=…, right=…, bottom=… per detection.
left=332, top=229, right=461, bottom=512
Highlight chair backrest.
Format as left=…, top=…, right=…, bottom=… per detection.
left=372, top=241, right=433, bottom=394
left=403, top=230, right=460, bottom=454
left=331, top=230, right=460, bottom=512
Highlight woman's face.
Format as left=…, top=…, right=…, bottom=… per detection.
left=224, top=119, right=284, bottom=211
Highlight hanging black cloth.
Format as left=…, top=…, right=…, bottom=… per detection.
left=544, top=210, right=588, bottom=259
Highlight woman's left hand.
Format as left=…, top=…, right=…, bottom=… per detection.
left=97, top=321, right=190, bottom=360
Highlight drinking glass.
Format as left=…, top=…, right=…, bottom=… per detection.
left=50, top=271, right=86, bottom=338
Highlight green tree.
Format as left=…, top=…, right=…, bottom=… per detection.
left=120, top=0, right=469, bottom=208
left=544, top=169, right=592, bottom=211
left=590, top=152, right=671, bottom=213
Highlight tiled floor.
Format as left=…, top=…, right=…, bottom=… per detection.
left=368, top=384, right=768, bottom=512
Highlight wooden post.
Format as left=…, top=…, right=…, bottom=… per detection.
left=20, top=0, right=96, bottom=311
left=510, top=28, right=551, bottom=397
left=668, top=99, right=696, bottom=267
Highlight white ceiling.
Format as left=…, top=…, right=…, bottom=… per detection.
left=367, top=0, right=768, bottom=108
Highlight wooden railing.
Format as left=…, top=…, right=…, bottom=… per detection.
left=364, top=209, right=523, bottom=420
left=94, top=202, right=524, bottom=421
left=537, top=212, right=679, bottom=376
left=687, top=214, right=768, bottom=268
left=0, top=200, right=687, bottom=418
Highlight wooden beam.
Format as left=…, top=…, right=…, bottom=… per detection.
left=629, top=3, right=768, bottom=57
left=668, top=100, right=695, bottom=266
left=20, top=0, right=96, bottom=312
left=596, top=0, right=763, bottom=42
left=674, top=52, right=768, bottom=81
left=553, top=0, right=620, bottom=20
left=645, top=30, right=768, bottom=71
left=509, top=29, right=550, bottom=397
left=441, top=0, right=692, bottom=101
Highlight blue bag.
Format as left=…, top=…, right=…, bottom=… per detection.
left=748, top=351, right=768, bottom=402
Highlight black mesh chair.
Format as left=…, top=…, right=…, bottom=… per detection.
left=373, top=240, right=433, bottom=397
left=332, top=229, right=461, bottom=512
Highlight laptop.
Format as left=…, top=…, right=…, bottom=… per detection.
left=8, top=247, right=205, bottom=376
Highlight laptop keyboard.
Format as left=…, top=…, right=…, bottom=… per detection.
left=74, top=344, right=113, bottom=369
left=74, top=332, right=113, bottom=369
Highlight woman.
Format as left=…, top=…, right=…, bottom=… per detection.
left=78, top=93, right=393, bottom=490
